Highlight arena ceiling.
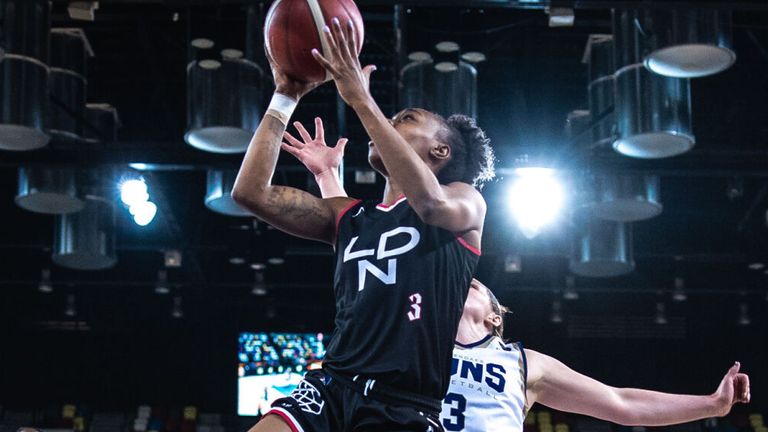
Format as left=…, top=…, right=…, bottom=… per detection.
left=1, top=0, right=768, bottom=339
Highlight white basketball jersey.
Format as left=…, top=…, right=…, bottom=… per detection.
left=440, top=335, right=528, bottom=432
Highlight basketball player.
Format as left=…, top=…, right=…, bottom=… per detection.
left=232, top=16, right=494, bottom=432
left=283, top=124, right=752, bottom=432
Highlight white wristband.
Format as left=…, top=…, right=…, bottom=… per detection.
left=266, top=93, right=298, bottom=125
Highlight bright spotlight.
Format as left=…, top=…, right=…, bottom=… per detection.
left=120, top=178, right=149, bottom=206
left=130, top=201, right=157, bottom=226
left=508, top=167, right=564, bottom=239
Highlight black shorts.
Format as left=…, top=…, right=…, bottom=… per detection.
left=266, top=370, right=444, bottom=432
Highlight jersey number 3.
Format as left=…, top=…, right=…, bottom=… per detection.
left=442, top=392, right=466, bottom=431
left=407, top=293, right=422, bottom=321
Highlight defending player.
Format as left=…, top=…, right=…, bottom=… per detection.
left=232, top=16, right=494, bottom=432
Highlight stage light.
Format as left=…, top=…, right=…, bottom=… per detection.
left=130, top=201, right=157, bottom=226
left=120, top=178, right=149, bottom=206
left=508, top=168, right=564, bottom=239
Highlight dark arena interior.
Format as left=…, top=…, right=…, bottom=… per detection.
left=0, top=0, right=766, bottom=431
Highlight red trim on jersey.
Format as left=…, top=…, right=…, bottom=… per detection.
left=335, top=199, right=363, bottom=237
left=266, top=408, right=301, bottom=432
left=376, top=194, right=406, bottom=210
left=456, top=236, right=481, bottom=256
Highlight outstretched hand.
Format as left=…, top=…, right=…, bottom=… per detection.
left=311, top=17, right=376, bottom=108
left=282, top=117, right=348, bottom=177
left=712, top=362, right=751, bottom=416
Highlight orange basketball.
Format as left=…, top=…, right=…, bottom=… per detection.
left=264, top=0, right=365, bottom=83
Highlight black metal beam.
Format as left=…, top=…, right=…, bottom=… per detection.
left=5, top=144, right=768, bottom=177
left=48, top=0, right=768, bottom=9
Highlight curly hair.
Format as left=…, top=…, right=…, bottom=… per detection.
left=434, top=114, right=496, bottom=188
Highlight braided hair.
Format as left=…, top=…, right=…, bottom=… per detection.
left=434, top=114, right=496, bottom=188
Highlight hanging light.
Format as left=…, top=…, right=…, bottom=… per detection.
left=587, top=175, right=662, bottom=222
left=53, top=196, right=117, bottom=271
left=570, top=212, right=634, bottom=278
left=154, top=270, right=170, bottom=295
left=185, top=41, right=264, bottom=153
left=613, top=63, right=694, bottom=159
left=612, top=10, right=695, bottom=159
left=38, top=269, right=53, bottom=293
left=65, top=294, right=77, bottom=317
left=550, top=299, right=563, bottom=324
left=205, top=170, right=251, bottom=216
left=738, top=302, right=750, bottom=326
left=251, top=271, right=267, bottom=296
left=672, top=276, right=687, bottom=302
left=0, top=0, right=52, bottom=151
left=654, top=301, right=667, bottom=325
left=583, top=34, right=616, bottom=148
left=642, top=9, right=735, bottom=78
left=172, top=296, right=184, bottom=319
left=563, top=276, right=579, bottom=300
left=15, top=167, right=85, bottom=214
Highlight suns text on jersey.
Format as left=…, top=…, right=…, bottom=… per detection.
left=451, top=353, right=507, bottom=399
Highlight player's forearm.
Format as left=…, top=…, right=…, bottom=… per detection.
left=351, top=97, right=447, bottom=214
left=232, top=114, right=286, bottom=211
left=315, top=169, right=347, bottom=198
left=233, top=114, right=339, bottom=243
left=612, top=388, right=721, bottom=426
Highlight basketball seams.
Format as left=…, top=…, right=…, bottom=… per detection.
left=263, top=0, right=281, bottom=61
left=288, top=0, right=323, bottom=82
left=305, top=0, right=332, bottom=81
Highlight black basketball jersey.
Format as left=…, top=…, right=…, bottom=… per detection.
left=323, top=195, right=480, bottom=400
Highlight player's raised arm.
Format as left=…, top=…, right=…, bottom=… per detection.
left=525, top=350, right=751, bottom=426
left=232, top=64, right=354, bottom=244
left=312, top=18, right=487, bottom=235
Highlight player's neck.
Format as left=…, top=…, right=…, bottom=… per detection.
left=381, top=182, right=405, bottom=205
left=455, top=319, right=493, bottom=346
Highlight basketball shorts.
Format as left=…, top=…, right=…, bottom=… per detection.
left=266, top=369, right=444, bottom=432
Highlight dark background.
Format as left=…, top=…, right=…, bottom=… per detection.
left=0, top=0, right=766, bottom=415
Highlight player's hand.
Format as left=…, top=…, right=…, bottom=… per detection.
left=267, top=49, right=321, bottom=100
left=282, top=117, right=348, bottom=177
left=311, top=16, right=376, bottom=108
left=712, top=362, right=751, bottom=416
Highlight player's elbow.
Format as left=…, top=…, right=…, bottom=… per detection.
left=231, top=182, right=267, bottom=213
left=606, top=396, right=645, bottom=426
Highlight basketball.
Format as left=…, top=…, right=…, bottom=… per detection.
left=264, top=0, right=365, bottom=83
